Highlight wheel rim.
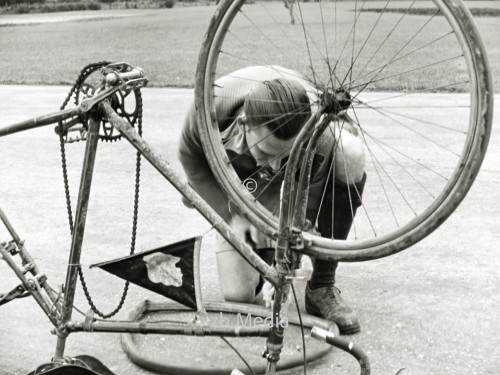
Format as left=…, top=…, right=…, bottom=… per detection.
left=196, top=0, right=493, bottom=260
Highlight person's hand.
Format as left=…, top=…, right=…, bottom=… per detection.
left=248, top=224, right=266, bottom=248
left=231, top=214, right=266, bottom=248
left=262, top=281, right=275, bottom=308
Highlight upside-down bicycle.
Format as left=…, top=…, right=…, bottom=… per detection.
left=0, top=0, right=493, bottom=374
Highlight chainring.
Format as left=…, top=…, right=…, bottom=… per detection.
left=64, top=62, right=142, bottom=142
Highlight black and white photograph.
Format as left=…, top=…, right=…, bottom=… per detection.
left=0, top=1, right=498, bottom=374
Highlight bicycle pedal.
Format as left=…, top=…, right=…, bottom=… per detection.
left=0, top=284, right=29, bottom=306
left=64, top=131, right=87, bottom=144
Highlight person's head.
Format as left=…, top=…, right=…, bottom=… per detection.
left=241, top=78, right=311, bottom=169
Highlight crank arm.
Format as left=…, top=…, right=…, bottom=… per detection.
left=78, top=86, right=122, bottom=113
left=80, top=63, right=148, bottom=112
left=77, top=74, right=147, bottom=113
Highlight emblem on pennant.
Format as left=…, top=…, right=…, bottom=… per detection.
left=143, top=253, right=183, bottom=287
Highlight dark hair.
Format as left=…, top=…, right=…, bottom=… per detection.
left=243, top=78, right=311, bottom=140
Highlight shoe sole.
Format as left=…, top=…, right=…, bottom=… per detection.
left=305, top=304, right=361, bottom=335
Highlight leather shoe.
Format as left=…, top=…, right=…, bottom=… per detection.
left=305, top=284, right=360, bottom=334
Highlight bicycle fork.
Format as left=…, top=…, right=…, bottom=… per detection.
left=261, top=107, right=329, bottom=375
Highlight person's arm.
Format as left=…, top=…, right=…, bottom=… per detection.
left=178, top=101, right=231, bottom=221
left=177, top=67, right=268, bottom=221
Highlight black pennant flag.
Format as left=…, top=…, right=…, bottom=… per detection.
left=92, top=237, right=201, bottom=310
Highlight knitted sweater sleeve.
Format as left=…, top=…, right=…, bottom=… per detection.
left=178, top=100, right=233, bottom=221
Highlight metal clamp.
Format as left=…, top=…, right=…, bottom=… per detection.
left=279, top=226, right=305, bottom=249
left=83, top=309, right=95, bottom=332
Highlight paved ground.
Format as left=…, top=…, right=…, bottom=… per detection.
left=0, top=86, right=499, bottom=375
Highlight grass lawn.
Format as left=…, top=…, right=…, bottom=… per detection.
left=0, top=1, right=498, bottom=91
left=0, top=7, right=208, bottom=87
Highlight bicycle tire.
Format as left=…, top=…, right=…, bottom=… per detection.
left=195, top=0, right=493, bottom=261
left=121, top=300, right=338, bottom=374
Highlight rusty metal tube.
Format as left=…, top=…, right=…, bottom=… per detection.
left=67, top=320, right=271, bottom=337
left=277, top=107, right=325, bottom=232
left=0, top=207, right=62, bottom=317
left=99, top=101, right=278, bottom=286
left=0, top=107, right=78, bottom=137
left=292, top=115, right=333, bottom=230
left=53, top=114, right=100, bottom=359
left=0, top=245, right=58, bottom=325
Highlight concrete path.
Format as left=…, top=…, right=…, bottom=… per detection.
left=0, top=86, right=498, bottom=375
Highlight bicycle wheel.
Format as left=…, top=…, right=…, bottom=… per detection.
left=195, top=0, right=493, bottom=261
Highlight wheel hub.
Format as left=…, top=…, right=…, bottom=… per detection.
left=322, top=88, right=352, bottom=115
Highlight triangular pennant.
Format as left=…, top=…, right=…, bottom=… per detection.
left=92, top=237, right=201, bottom=309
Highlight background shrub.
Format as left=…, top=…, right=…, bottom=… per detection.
left=87, top=1, right=101, bottom=10
left=160, top=0, right=175, bottom=8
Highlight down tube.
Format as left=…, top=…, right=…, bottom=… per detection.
left=99, top=101, right=278, bottom=286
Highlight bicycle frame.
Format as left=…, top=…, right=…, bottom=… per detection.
left=0, top=78, right=368, bottom=374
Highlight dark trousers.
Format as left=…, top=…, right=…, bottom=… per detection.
left=309, top=173, right=367, bottom=288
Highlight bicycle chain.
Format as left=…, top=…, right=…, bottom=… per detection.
left=59, top=61, right=110, bottom=234
left=59, top=62, right=143, bottom=318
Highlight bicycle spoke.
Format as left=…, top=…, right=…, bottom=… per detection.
left=360, top=130, right=436, bottom=200
left=222, top=103, right=314, bottom=164
left=355, top=121, right=400, bottom=229
left=357, top=99, right=461, bottom=157
left=198, top=0, right=492, bottom=252
left=318, top=0, right=333, bottom=80
left=350, top=54, right=464, bottom=95
left=254, top=160, right=289, bottom=203
left=352, top=30, right=452, bottom=86
left=353, top=0, right=418, bottom=83
left=314, top=143, right=336, bottom=237
left=359, top=106, right=466, bottom=135
left=337, top=131, right=361, bottom=237
left=288, top=0, right=345, bottom=89
left=344, top=0, right=369, bottom=91
left=341, top=0, right=390, bottom=89
left=296, top=0, right=320, bottom=88
left=328, top=1, right=366, bottom=85
left=361, top=128, right=449, bottom=181
left=356, top=80, right=470, bottom=106
left=240, top=148, right=289, bottom=183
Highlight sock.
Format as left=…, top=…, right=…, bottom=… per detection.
left=309, top=259, right=337, bottom=289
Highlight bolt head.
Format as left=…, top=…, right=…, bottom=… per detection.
left=105, top=73, right=119, bottom=86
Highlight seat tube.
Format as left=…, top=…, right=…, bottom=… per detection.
left=54, top=115, right=100, bottom=359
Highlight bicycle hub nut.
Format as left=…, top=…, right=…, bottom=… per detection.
left=105, top=72, right=120, bottom=86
